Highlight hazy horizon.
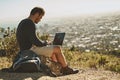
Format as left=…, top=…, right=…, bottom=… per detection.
left=1, top=0, right=120, bottom=28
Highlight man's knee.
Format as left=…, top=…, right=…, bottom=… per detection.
left=53, top=46, right=61, bottom=53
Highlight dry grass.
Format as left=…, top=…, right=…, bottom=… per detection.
left=63, top=49, right=120, bottom=73
left=0, top=57, right=12, bottom=69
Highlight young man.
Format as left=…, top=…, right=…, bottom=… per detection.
left=16, top=7, right=79, bottom=75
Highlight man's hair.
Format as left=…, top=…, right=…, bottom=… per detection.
left=30, top=7, right=45, bottom=16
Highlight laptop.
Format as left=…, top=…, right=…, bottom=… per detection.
left=53, top=32, right=65, bottom=45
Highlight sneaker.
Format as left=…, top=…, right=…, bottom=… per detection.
left=61, top=66, right=79, bottom=75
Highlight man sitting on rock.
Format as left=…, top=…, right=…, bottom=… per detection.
left=16, top=7, right=79, bottom=75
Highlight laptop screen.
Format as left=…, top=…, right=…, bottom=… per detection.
left=53, top=32, right=65, bottom=45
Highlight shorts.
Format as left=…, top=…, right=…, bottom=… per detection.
left=30, top=45, right=55, bottom=57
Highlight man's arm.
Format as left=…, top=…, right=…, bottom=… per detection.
left=28, top=23, right=47, bottom=47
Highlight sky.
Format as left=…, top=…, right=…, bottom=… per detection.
left=1, top=0, right=120, bottom=24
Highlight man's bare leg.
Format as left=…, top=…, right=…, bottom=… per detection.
left=51, top=46, right=79, bottom=75
left=51, top=46, right=67, bottom=68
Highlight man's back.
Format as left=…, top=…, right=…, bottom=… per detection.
left=16, top=19, right=35, bottom=51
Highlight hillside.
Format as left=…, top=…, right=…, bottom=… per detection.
left=0, top=50, right=120, bottom=80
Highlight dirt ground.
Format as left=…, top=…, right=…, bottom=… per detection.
left=0, top=69, right=120, bottom=80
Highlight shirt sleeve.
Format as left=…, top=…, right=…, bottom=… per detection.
left=27, top=22, right=47, bottom=47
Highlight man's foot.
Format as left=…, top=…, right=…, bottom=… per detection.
left=61, top=66, right=79, bottom=75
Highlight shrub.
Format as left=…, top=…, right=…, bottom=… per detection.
left=0, top=34, right=19, bottom=58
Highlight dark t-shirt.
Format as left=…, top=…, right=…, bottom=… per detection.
left=16, top=18, right=46, bottom=51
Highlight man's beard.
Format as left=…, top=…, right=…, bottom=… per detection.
left=35, top=19, right=40, bottom=24
left=35, top=20, right=39, bottom=24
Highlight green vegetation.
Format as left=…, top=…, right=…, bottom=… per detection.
left=63, top=50, right=120, bottom=73
left=0, top=34, right=120, bottom=73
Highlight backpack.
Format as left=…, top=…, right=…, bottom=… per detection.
left=12, top=50, right=41, bottom=73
